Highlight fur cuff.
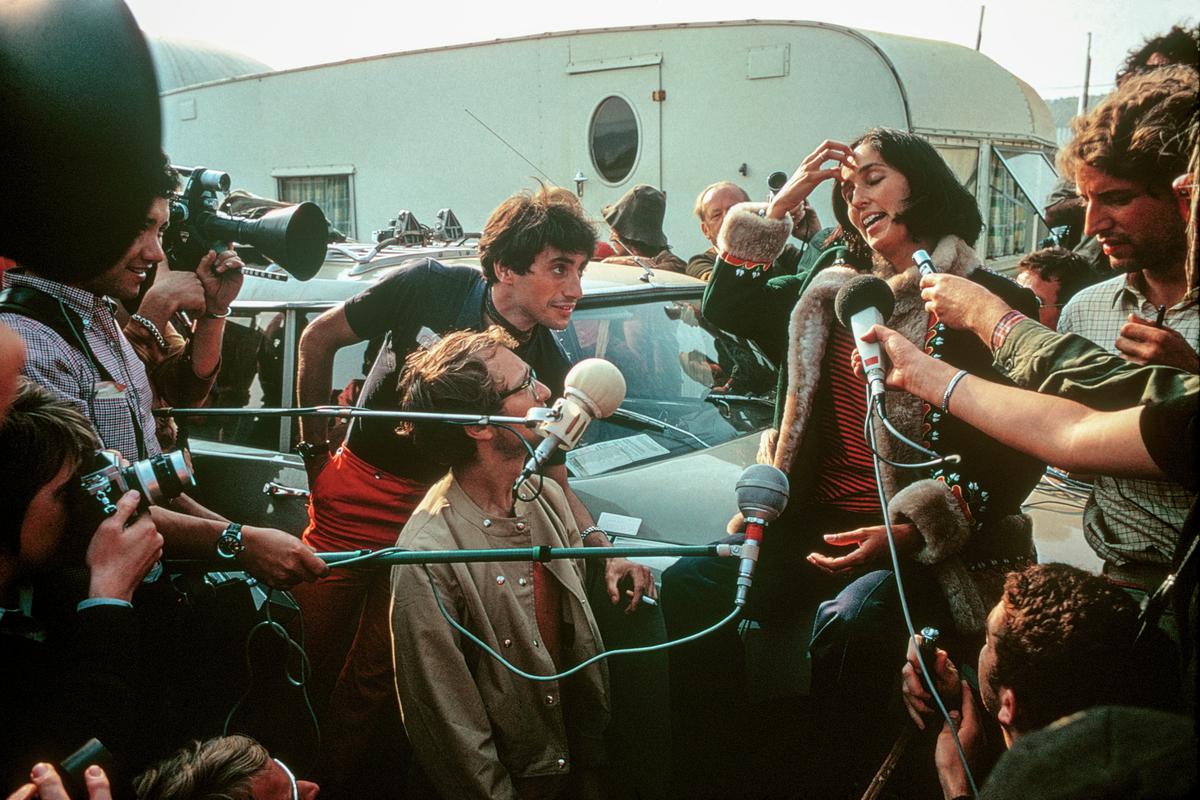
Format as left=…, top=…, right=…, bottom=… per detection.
left=931, top=560, right=990, bottom=635
left=717, top=203, right=793, bottom=264
left=757, top=428, right=778, bottom=466
left=888, top=479, right=970, bottom=565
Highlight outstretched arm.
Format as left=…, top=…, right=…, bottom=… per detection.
left=858, top=325, right=1164, bottom=480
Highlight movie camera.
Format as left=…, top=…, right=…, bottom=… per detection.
left=164, top=166, right=330, bottom=281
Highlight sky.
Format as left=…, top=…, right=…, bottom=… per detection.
left=125, top=0, right=1194, bottom=99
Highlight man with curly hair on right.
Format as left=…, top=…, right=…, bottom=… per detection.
left=1053, top=65, right=1198, bottom=596
left=902, top=563, right=1195, bottom=800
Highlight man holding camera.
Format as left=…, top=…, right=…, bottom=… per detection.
left=0, top=379, right=163, bottom=788
left=0, top=162, right=326, bottom=589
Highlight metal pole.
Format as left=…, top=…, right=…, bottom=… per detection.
left=165, top=542, right=735, bottom=572
left=1079, top=33, right=1093, bottom=115
left=975, top=5, right=986, bottom=51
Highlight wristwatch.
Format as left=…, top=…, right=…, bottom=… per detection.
left=216, top=522, right=245, bottom=560
left=296, top=440, right=331, bottom=462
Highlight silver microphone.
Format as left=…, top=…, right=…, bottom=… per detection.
left=513, top=358, right=626, bottom=494
left=734, top=464, right=790, bottom=607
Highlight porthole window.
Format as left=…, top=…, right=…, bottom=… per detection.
left=589, top=96, right=639, bottom=184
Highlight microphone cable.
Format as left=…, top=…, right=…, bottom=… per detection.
left=223, top=588, right=322, bottom=771
left=420, top=562, right=743, bottom=682
left=863, top=386, right=980, bottom=798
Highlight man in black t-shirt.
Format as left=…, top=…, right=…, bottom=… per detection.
left=291, top=186, right=655, bottom=789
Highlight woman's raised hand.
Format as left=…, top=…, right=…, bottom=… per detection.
left=766, top=140, right=857, bottom=220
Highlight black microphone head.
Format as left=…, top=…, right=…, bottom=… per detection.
left=834, top=275, right=895, bottom=329
left=735, top=464, right=789, bottom=522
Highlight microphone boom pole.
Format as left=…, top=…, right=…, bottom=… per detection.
left=165, top=542, right=741, bottom=572
left=155, top=405, right=556, bottom=428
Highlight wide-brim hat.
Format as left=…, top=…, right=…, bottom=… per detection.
left=602, top=184, right=669, bottom=250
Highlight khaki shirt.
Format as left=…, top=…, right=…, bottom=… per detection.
left=390, top=474, right=609, bottom=800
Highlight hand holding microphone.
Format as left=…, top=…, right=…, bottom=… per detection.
left=514, top=358, right=626, bottom=495
left=834, top=275, right=896, bottom=403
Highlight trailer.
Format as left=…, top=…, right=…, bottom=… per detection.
left=160, top=19, right=1058, bottom=267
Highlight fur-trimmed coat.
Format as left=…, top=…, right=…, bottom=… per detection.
left=713, top=203, right=1046, bottom=633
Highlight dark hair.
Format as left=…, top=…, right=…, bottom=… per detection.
left=157, top=151, right=181, bottom=199
left=1017, top=246, right=1102, bottom=306
left=134, top=735, right=269, bottom=800
left=1060, top=65, right=1198, bottom=193
left=831, top=128, right=983, bottom=261
left=0, top=379, right=98, bottom=554
left=478, top=185, right=596, bottom=282
left=1116, top=23, right=1200, bottom=84
left=990, top=564, right=1141, bottom=733
left=397, top=327, right=518, bottom=467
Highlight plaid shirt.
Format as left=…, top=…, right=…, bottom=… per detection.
left=1, top=270, right=161, bottom=461
left=1057, top=273, right=1199, bottom=569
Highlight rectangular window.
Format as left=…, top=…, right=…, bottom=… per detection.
left=276, top=173, right=354, bottom=239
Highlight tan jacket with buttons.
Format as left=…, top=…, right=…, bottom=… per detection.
left=390, top=473, right=610, bottom=800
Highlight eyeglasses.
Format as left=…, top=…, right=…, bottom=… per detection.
left=273, top=758, right=299, bottom=800
left=497, top=367, right=538, bottom=402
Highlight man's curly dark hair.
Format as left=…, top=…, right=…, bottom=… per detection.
left=1060, top=65, right=1199, bottom=193
left=1116, top=23, right=1200, bottom=85
left=990, top=564, right=1140, bottom=733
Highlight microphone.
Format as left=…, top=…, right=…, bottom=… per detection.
left=513, top=358, right=626, bottom=494
left=734, top=464, right=790, bottom=607
left=913, top=249, right=936, bottom=276
left=834, top=275, right=896, bottom=402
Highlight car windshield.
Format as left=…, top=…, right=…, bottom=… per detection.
left=557, top=297, right=775, bottom=478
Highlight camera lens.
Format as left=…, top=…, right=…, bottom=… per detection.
left=767, top=171, right=788, bottom=192
left=128, top=451, right=195, bottom=504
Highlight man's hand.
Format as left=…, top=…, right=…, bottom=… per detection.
left=136, top=268, right=206, bottom=326
left=195, top=248, right=245, bottom=317
left=806, top=522, right=919, bottom=575
left=900, top=635, right=961, bottom=729
left=605, top=557, right=656, bottom=613
left=6, top=763, right=111, bottom=800
left=935, top=681, right=983, bottom=800
left=920, top=273, right=1014, bottom=342
left=851, top=324, right=958, bottom=402
left=240, top=526, right=329, bottom=588
left=766, top=140, right=856, bottom=220
left=788, top=200, right=823, bottom=242
left=86, top=491, right=164, bottom=602
left=1116, top=314, right=1200, bottom=372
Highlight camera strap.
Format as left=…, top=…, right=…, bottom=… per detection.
left=0, top=285, right=148, bottom=458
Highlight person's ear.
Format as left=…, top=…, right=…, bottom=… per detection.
left=465, top=424, right=494, bottom=443
left=996, top=686, right=1017, bottom=729
left=493, top=262, right=516, bottom=286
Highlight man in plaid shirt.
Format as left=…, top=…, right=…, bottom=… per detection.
left=0, top=161, right=326, bottom=589
left=1054, top=66, right=1198, bottom=592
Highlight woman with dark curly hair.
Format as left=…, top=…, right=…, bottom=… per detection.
left=663, top=128, right=1046, bottom=795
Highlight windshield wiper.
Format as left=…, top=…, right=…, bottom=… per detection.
left=609, top=407, right=709, bottom=449
left=702, top=393, right=774, bottom=409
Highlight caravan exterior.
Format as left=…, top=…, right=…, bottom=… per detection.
left=160, top=20, right=1059, bottom=269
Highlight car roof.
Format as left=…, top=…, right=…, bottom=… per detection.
left=237, top=246, right=705, bottom=306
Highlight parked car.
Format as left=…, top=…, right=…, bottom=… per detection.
left=179, top=249, right=775, bottom=569
left=178, top=242, right=1094, bottom=574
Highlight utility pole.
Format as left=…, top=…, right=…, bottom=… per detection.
left=975, top=5, right=986, bottom=51
left=1079, top=32, right=1093, bottom=115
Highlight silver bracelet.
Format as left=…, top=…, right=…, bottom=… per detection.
left=130, top=314, right=168, bottom=349
left=580, top=525, right=609, bottom=545
left=941, top=369, right=969, bottom=415
left=204, top=307, right=232, bottom=319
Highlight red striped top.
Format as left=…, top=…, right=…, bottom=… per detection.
left=812, top=326, right=880, bottom=513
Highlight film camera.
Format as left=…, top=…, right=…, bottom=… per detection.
left=163, top=166, right=329, bottom=280
left=77, top=449, right=194, bottom=524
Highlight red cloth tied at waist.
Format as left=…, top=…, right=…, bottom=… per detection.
left=302, top=444, right=432, bottom=553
